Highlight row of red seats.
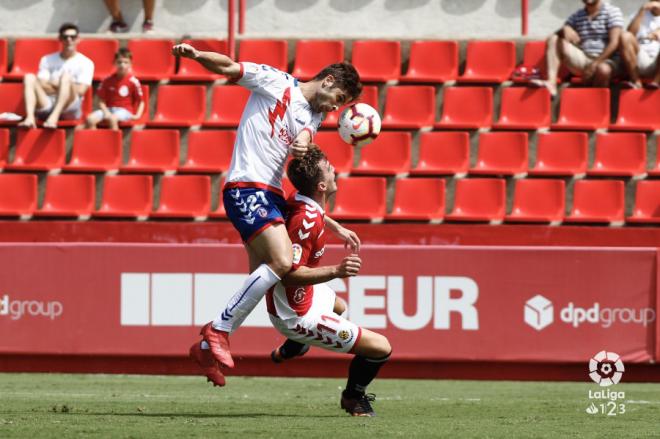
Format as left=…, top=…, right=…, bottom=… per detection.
left=1, top=173, right=657, bottom=224
left=2, top=81, right=659, bottom=131
left=0, top=38, right=540, bottom=84
left=3, top=128, right=658, bottom=177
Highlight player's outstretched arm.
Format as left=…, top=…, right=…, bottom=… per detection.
left=325, top=216, right=361, bottom=252
left=171, top=43, right=241, bottom=78
left=282, top=255, right=361, bottom=287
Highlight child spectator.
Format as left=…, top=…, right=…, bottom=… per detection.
left=86, top=48, right=144, bottom=130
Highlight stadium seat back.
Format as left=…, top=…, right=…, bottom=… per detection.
left=459, top=41, right=516, bottom=82
left=589, top=132, right=646, bottom=176
left=567, top=180, right=624, bottom=223
left=401, top=40, right=458, bottom=83
left=0, top=39, right=7, bottom=77
left=313, top=131, right=354, bottom=174
left=181, top=130, right=235, bottom=173
left=629, top=181, right=660, bottom=222
left=123, top=129, right=180, bottom=172
left=205, top=86, right=251, bottom=127
left=506, top=179, right=565, bottom=223
left=127, top=39, right=175, bottom=81
left=0, top=129, right=8, bottom=168
left=495, top=87, right=551, bottom=129
left=292, top=40, right=344, bottom=80
left=447, top=178, right=506, bottom=221
left=8, top=128, right=66, bottom=170
left=0, top=83, right=24, bottom=122
left=471, top=132, right=528, bottom=175
left=612, top=89, right=660, bottom=131
left=238, top=40, right=288, bottom=72
left=150, top=85, right=206, bottom=126
left=0, top=174, right=37, bottom=216
left=353, top=131, right=411, bottom=175
left=96, top=175, right=153, bottom=217
left=77, top=39, right=119, bottom=81
left=66, top=129, right=122, bottom=172
left=154, top=175, right=211, bottom=217
left=387, top=178, right=445, bottom=220
left=381, top=85, right=435, bottom=129
left=412, top=131, right=470, bottom=175
left=553, top=88, right=610, bottom=130
left=38, top=174, right=95, bottom=217
left=436, top=86, right=493, bottom=129
left=530, top=132, right=588, bottom=176
left=331, top=177, right=387, bottom=220
left=351, top=40, right=400, bottom=82
left=176, top=39, right=227, bottom=81
left=7, top=39, right=59, bottom=79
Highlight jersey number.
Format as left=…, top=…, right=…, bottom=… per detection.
left=246, top=191, right=269, bottom=212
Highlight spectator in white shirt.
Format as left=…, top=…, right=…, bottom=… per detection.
left=620, top=1, right=660, bottom=88
left=18, top=23, right=94, bottom=129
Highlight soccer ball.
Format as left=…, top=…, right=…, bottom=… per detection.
left=337, top=103, right=381, bottom=147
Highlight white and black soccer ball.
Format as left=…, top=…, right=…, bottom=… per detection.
left=337, top=103, right=381, bottom=147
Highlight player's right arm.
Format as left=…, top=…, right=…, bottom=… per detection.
left=171, top=43, right=241, bottom=78
left=282, top=255, right=361, bottom=287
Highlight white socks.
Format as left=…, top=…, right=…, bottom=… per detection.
left=212, top=263, right=281, bottom=333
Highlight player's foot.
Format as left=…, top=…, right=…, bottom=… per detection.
left=270, top=344, right=310, bottom=363
left=340, top=391, right=377, bottom=417
left=200, top=322, right=234, bottom=368
left=189, top=342, right=226, bottom=387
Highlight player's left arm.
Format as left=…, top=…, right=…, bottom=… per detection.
left=325, top=216, right=360, bottom=252
left=282, top=254, right=361, bottom=287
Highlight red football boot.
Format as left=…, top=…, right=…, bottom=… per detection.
left=201, top=322, right=234, bottom=369
left=189, top=342, right=226, bottom=387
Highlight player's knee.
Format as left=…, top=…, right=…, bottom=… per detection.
left=23, top=73, right=36, bottom=85
left=620, top=31, right=636, bottom=47
left=366, top=333, right=391, bottom=359
left=269, top=253, right=292, bottom=278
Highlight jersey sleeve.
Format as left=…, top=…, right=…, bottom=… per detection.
left=37, top=55, right=50, bottom=82
left=565, top=11, right=579, bottom=30
left=77, top=58, right=94, bottom=86
left=607, top=6, right=624, bottom=30
left=237, top=62, right=292, bottom=99
left=130, top=76, right=144, bottom=106
left=288, top=210, right=321, bottom=270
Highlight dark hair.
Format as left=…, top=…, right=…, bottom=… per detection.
left=58, top=23, right=79, bottom=36
left=287, top=146, right=327, bottom=197
left=115, top=47, right=133, bottom=60
left=312, top=62, right=362, bottom=102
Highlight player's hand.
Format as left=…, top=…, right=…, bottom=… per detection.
left=650, top=29, right=660, bottom=41
left=289, top=139, right=309, bottom=159
left=172, top=43, right=198, bottom=59
left=333, top=225, right=360, bottom=252
left=335, top=255, right=361, bottom=278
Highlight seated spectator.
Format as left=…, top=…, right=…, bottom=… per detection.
left=18, top=23, right=94, bottom=129
left=86, top=48, right=144, bottom=130
left=532, top=0, right=624, bottom=96
left=620, top=1, right=660, bottom=88
left=104, top=0, right=155, bottom=33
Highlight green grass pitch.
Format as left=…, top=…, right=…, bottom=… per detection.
left=0, top=373, right=658, bottom=438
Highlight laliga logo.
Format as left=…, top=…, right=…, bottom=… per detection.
left=589, top=351, right=624, bottom=387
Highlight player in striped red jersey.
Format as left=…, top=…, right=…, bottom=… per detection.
left=267, top=147, right=392, bottom=417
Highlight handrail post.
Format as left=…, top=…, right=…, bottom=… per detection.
left=228, top=0, right=236, bottom=59
left=239, top=0, right=246, bottom=35
left=522, top=0, right=529, bottom=36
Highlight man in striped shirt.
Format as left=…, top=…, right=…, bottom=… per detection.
left=533, top=0, right=624, bottom=96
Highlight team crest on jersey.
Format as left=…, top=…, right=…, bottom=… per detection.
left=278, top=126, right=293, bottom=145
left=257, top=207, right=268, bottom=218
left=338, top=330, right=352, bottom=341
left=118, top=85, right=129, bottom=97
left=293, top=287, right=306, bottom=304
left=292, top=243, right=303, bottom=264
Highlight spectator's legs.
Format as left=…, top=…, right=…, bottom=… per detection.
left=531, top=34, right=561, bottom=96
left=108, top=114, right=120, bottom=131
left=104, top=0, right=124, bottom=22
left=142, top=0, right=155, bottom=32
left=620, top=31, right=641, bottom=87
left=592, top=62, right=613, bottom=87
left=43, top=72, right=76, bottom=129
left=85, top=112, right=102, bottom=129
left=18, top=73, right=50, bottom=128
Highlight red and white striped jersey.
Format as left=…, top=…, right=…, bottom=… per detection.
left=267, top=193, right=326, bottom=318
left=225, top=62, right=323, bottom=194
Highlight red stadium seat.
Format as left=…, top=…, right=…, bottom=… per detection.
left=152, top=175, right=211, bottom=218
left=322, top=85, right=378, bottom=128
left=386, top=178, right=445, bottom=221
left=588, top=132, right=647, bottom=177
left=238, top=40, right=288, bottom=72
left=127, top=39, right=175, bottom=81
left=0, top=174, right=37, bottom=217
left=505, top=179, right=565, bottom=224
left=551, top=88, right=610, bottom=130
left=517, top=40, right=547, bottom=80
left=36, top=174, right=95, bottom=218
left=470, top=132, right=528, bottom=176
left=400, top=40, right=459, bottom=83
left=7, top=128, right=65, bottom=171
left=494, top=87, right=551, bottom=129
left=0, top=82, right=25, bottom=124
left=148, top=85, right=206, bottom=127
left=411, top=131, right=470, bottom=176
left=78, top=39, right=119, bottom=81
left=436, top=86, right=493, bottom=129
left=121, top=129, right=179, bottom=173
left=0, top=39, right=7, bottom=78
left=5, top=39, right=59, bottom=80
left=0, top=129, right=8, bottom=168
left=292, top=40, right=344, bottom=80
left=628, top=181, right=660, bottom=223
left=330, top=177, right=387, bottom=221
left=314, top=131, right=353, bottom=174
left=353, top=132, right=411, bottom=176
left=351, top=40, right=400, bottom=82
left=446, top=178, right=506, bottom=223
left=529, top=132, right=588, bottom=176
left=64, top=129, right=122, bottom=172
left=95, top=175, right=153, bottom=219
left=209, top=177, right=227, bottom=218
left=173, top=39, right=227, bottom=82
left=381, top=86, right=435, bottom=129
left=204, top=86, right=250, bottom=128
left=566, top=180, right=625, bottom=224
left=458, top=41, right=516, bottom=83
left=648, top=137, right=660, bottom=176
left=180, top=130, right=235, bottom=173
left=610, top=89, right=660, bottom=131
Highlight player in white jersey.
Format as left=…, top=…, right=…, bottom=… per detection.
left=267, top=147, right=391, bottom=417
left=172, top=44, right=364, bottom=382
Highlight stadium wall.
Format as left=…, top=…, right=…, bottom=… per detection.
left=0, top=0, right=643, bottom=39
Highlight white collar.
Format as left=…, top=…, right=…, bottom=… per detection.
left=294, top=193, right=325, bottom=215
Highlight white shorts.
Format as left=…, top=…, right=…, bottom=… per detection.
left=36, top=94, right=82, bottom=120
left=89, top=107, right=134, bottom=122
left=638, top=49, right=658, bottom=78
left=269, top=283, right=362, bottom=354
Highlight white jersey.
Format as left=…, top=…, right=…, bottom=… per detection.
left=225, top=62, right=323, bottom=193
left=37, top=51, right=94, bottom=87
left=633, top=10, right=660, bottom=59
